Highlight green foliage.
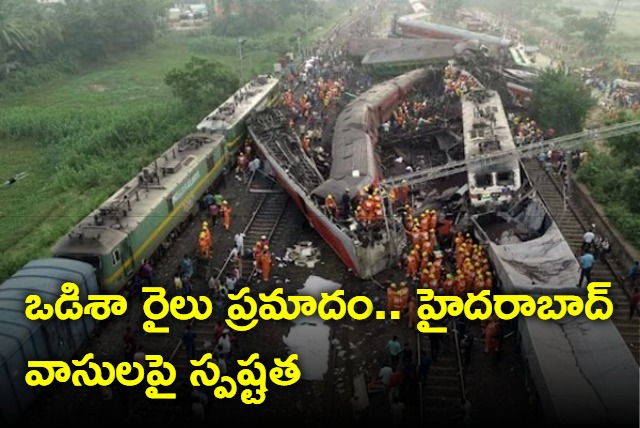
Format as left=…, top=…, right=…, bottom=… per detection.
left=555, top=7, right=580, bottom=18
left=0, top=0, right=157, bottom=88
left=164, top=56, right=238, bottom=108
left=530, top=68, right=595, bottom=135
left=577, top=108, right=640, bottom=248
left=433, top=0, right=462, bottom=20
left=563, top=11, right=613, bottom=50
left=0, top=56, right=79, bottom=96
left=212, top=0, right=323, bottom=37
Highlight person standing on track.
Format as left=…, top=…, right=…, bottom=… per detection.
left=578, top=250, right=594, bottom=287
left=221, top=201, right=232, bottom=230
left=234, top=232, right=246, bottom=256
left=630, top=288, right=640, bottom=320
left=182, top=325, right=197, bottom=360
left=386, top=335, right=402, bottom=370
left=261, top=245, right=272, bottom=282
left=254, top=241, right=263, bottom=275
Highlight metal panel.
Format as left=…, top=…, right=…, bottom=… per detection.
left=0, top=258, right=97, bottom=426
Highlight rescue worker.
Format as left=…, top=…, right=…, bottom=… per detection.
left=454, top=231, right=464, bottom=249
left=408, top=296, right=418, bottom=330
left=198, top=231, right=209, bottom=258
left=442, top=274, right=455, bottom=295
left=261, top=245, right=272, bottom=282
left=455, top=272, right=467, bottom=298
left=221, top=201, right=231, bottom=230
left=406, top=250, right=419, bottom=280
left=324, top=194, right=338, bottom=218
left=484, top=272, right=493, bottom=291
left=474, top=274, right=484, bottom=295
left=427, top=274, right=439, bottom=292
left=398, top=180, right=409, bottom=205
left=387, top=283, right=397, bottom=312
left=202, top=221, right=212, bottom=248
left=420, top=268, right=430, bottom=288
left=253, top=241, right=263, bottom=274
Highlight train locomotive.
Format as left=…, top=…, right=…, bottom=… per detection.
left=0, top=75, right=280, bottom=425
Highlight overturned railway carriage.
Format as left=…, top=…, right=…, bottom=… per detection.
left=462, top=87, right=521, bottom=207
left=315, top=67, right=431, bottom=199
left=252, top=68, right=434, bottom=278
left=395, top=14, right=512, bottom=48
left=52, top=76, right=280, bottom=293
left=472, top=196, right=639, bottom=425
left=361, top=41, right=456, bottom=76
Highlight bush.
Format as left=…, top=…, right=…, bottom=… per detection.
left=577, top=150, right=640, bottom=248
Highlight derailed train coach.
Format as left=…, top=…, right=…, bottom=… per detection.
left=393, top=13, right=512, bottom=49
left=472, top=194, right=639, bottom=426
left=0, top=259, right=98, bottom=425
left=313, top=68, right=432, bottom=199
left=303, top=68, right=436, bottom=277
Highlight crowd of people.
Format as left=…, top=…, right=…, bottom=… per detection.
left=444, top=64, right=481, bottom=98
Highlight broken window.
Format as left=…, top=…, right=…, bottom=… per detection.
left=496, top=171, right=514, bottom=186
left=474, top=173, right=493, bottom=187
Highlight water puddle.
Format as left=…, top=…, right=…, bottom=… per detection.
left=282, top=275, right=341, bottom=381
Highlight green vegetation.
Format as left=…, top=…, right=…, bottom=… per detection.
left=0, top=0, right=345, bottom=282
left=0, top=39, right=221, bottom=280
left=433, top=0, right=462, bottom=20
left=165, top=56, right=238, bottom=107
left=577, top=111, right=640, bottom=248
left=530, top=68, right=596, bottom=135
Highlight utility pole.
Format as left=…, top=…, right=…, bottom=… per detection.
left=238, top=37, right=246, bottom=85
left=607, top=0, right=622, bottom=38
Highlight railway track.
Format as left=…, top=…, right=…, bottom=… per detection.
left=523, top=158, right=640, bottom=363
left=168, top=186, right=291, bottom=384
left=417, top=318, right=467, bottom=423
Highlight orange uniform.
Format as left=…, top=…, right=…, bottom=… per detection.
left=408, top=297, right=418, bottom=329
left=324, top=195, right=338, bottom=218
left=406, top=252, right=419, bottom=280
left=253, top=242, right=263, bottom=273
left=221, top=201, right=231, bottom=230
left=420, top=269, right=430, bottom=288
left=261, top=247, right=272, bottom=281
left=455, top=275, right=466, bottom=298
left=398, top=181, right=409, bottom=204
left=198, top=232, right=209, bottom=258
left=387, top=284, right=397, bottom=312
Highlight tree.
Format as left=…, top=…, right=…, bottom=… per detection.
left=606, top=111, right=640, bottom=170
left=164, top=56, right=238, bottom=107
left=529, top=68, right=595, bottom=135
left=433, top=0, right=462, bottom=20
left=563, top=11, right=613, bottom=50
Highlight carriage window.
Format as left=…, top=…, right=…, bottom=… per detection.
left=470, top=129, right=486, bottom=139
left=474, top=173, right=493, bottom=187
left=112, top=249, right=121, bottom=265
left=496, top=171, right=514, bottom=186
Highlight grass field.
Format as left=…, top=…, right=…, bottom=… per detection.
left=0, top=32, right=267, bottom=281
left=0, top=6, right=346, bottom=282
left=560, top=0, right=640, bottom=60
